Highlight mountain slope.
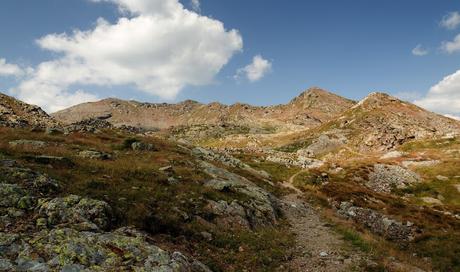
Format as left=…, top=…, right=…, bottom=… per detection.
left=0, top=92, right=58, bottom=128
left=52, top=87, right=355, bottom=131
left=287, top=92, right=460, bottom=153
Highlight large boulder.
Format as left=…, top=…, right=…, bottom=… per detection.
left=37, top=195, right=112, bottom=231
left=200, top=161, right=279, bottom=229
left=0, top=228, right=211, bottom=272
left=0, top=166, right=60, bottom=194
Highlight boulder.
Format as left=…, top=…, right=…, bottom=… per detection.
left=0, top=228, right=211, bottom=272
left=37, top=195, right=112, bottom=231
left=0, top=184, right=32, bottom=209
left=200, top=161, right=279, bottom=229
left=0, top=166, right=59, bottom=195
left=131, top=141, right=157, bottom=151
left=78, top=150, right=112, bottom=160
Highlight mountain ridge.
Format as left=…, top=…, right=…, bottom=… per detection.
left=51, top=87, right=356, bottom=130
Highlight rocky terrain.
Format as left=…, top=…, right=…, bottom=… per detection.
left=1, top=90, right=460, bottom=271
left=0, top=93, right=58, bottom=129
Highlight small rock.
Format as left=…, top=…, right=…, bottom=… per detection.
left=436, top=175, right=449, bottom=181
left=319, top=251, right=329, bottom=257
left=200, top=231, right=213, bottom=241
left=159, top=165, right=173, bottom=172
left=45, top=127, right=63, bottom=135
left=78, top=150, right=112, bottom=160
left=131, top=142, right=157, bottom=151
left=421, top=197, right=443, bottom=205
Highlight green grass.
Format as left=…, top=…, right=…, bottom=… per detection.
left=335, top=226, right=373, bottom=253
left=0, top=127, right=296, bottom=271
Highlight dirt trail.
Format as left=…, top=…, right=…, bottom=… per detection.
left=280, top=171, right=364, bottom=271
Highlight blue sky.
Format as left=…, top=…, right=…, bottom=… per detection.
left=0, top=0, right=460, bottom=116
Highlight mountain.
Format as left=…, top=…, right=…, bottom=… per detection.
left=286, top=92, right=460, bottom=153
left=0, top=92, right=58, bottom=128
left=2, top=89, right=460, bottom=271
left=51, top=87, right=355, bottom=131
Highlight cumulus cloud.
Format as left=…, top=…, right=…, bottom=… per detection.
left=440, top=11, right=460, bottom=30
left=235, top=55, right=272, bottom=82
left=441, top=34, right=460, bottom=54
left=12, top=0, right=243, bottom=112
left=0, top=58, right=26, bottom=77
left=414, top=70, right=460, bottom=115
left=191, top=0, right=200, bottom=12
left=411, top=44, right=428, bottom=56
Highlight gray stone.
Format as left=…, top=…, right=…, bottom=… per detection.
left=78, top=150, right=111, bottom=160
left=367, top=164, right=421, bottom=193
left=9, top=140, right=47, bottom=148
left=131, top=142, right=157, bottom=151
left=37, top=195, right=112, bottom=231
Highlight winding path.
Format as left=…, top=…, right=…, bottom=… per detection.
left=280, top=170, right=364, bottom=271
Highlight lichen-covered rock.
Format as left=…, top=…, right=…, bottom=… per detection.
left=336, top=202, right=418, bottom=242
left=37, top=195, right=112, bottom=231
left=367, top=164, right=421, bottom=193
left=0, top=184, right=29, bottom=208
left=78, top=150, right=112, bottom=160
left=0, top=228, right=211, bottom=272
left=0, top=167, right=60, bottom=194
left=131, top=141, right=157, bottom=151
left=192, top=147, right=270, bottom=179
left=205, top=200, right=251, bottom=229
left=200, top=161, right=279, bottom=229
left=8, top=139, right=47, bottom=149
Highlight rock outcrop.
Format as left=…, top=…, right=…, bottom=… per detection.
left=0, top=161, right=211, bottom=272
left=335, top=201, right=419, bottom=242
left=0, top=92, right=58, bottom=128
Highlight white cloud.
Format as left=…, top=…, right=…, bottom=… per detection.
left=440, top=11, right=460, bottom=30
left=411, top=44, right=428, bottom=56
left=12, top=0, right=243, bottom=112
left=235, top=55, right=272, bottom=82
left=414, top=70, right=460, bottom=115
left=441, top=34, right=460, bottom=54
left=191, top=0, right=200, bottom=12
left=0, top=58, right=25, bottom=77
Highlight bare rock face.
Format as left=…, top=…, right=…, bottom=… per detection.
left=0, top=92, right=58, bottom=128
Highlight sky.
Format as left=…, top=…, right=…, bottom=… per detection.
left=0, top=0, right=460, bottom=118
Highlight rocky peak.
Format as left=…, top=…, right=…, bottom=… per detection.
left=352, top=92, right=401, bottom=110
left=0, top=92, right=58, bottom=128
